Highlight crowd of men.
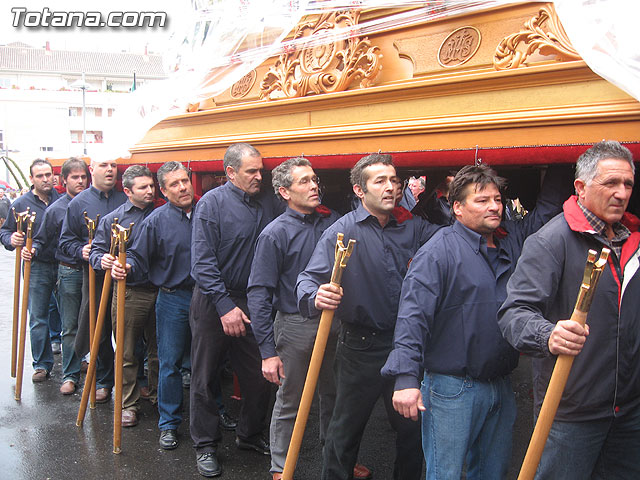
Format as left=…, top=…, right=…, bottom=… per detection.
left=2, top=140, right=639, bottom=479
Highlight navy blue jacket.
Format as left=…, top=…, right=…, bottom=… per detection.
left=32, top=193, right=72, bottom=265
left=191, top=181, right=284, bottom=317
left=0, top=188, right=61, bottom=262
left=296, top=204, right=440, bottom=331
left=126, top=202, right=194, bottom=290
left=59, top=186, right=126, bottom=264
left=382, top=167, right=571, bottom=388
left=247, top=206, right=340, bottom=359
left=89, top=200, right=154, bottom=286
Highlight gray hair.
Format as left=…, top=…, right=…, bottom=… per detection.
left=223, top=143, right=261, bottom=175
left=157, top=161, right=188, bottom=189
left=271, top=157, right=312, bottom=200
left=350, top=153, right=394, bottom=193
left=122, top=165, right=153, bottom=190
left=576, top=140, right=635, bottom=184
left=60, top=157, right=89, bottom=180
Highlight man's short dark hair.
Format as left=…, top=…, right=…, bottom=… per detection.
left=576, top=140, right=635, bottom=184
left=60, top=157, right=89, bottom=180
left=271, top=157, right=313, bottom=200
left=29, top=158, right=53, bottom=176
left=449, top=164, right=506, bottom=208
left=122, top=165, right=153, bottom=190
left=350, top=153, right=394, bottom=193
left=157, top=161, right=188, bottom=189
left=223, top=143, right=261, bottom=176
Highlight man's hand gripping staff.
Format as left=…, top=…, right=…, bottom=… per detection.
left=518, top=248, right=610, bottom=480
left=282, top=233, right=355, bottom=480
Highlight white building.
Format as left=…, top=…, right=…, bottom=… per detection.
left=0, top=41, right=166, bottom=184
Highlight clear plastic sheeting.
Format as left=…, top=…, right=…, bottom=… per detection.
left=554, top=0, right=640, bottom=103
left=111, top=0, right=525, bottom=159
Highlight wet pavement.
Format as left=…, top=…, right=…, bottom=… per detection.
left=0, top=247, right=535, bottom=479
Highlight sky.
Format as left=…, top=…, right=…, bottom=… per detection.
left=0, top=0, right=186, bottom=54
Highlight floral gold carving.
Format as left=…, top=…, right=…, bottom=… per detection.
left=438, top=26, right=481, bottom=68
left=494, top=4, right=580, bottom=70
left=260, top=10, right=382, bottom=100
left=230, top=70, right=257, bottom=99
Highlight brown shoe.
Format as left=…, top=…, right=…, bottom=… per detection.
left=272, top=473, right=283, bottom=480
left=122, top=410, right=138, bottom=428
left=139, top=386, right=151, bottom=399
left=95, top=388, right=111, bottom=404
left=32, top=369, right=49, bottom=383
left=80, top=361, right=88, bottom=373
left=60, top=380, right=76, bottom=395
left=353, top=463, right=372, bottom=480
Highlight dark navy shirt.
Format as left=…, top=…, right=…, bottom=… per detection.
left=296, top=204, right=440, bottom=331
left=32, top=193, right=73, bottom=265
left=247, top=206, right=340, bottom=359
left=381, top=166, right=572, bottom=388
left=0, top=188, right=61, bottom=262
left=89, top=200, right=154, bottom=286
left=59, top=185, right=127, bottom=264
left=126, top=202, right=194, bottom=289
left=191, top=181, right=284, bottom=317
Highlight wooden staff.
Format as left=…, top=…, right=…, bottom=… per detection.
left=518, top=247, right=609, bottom=480
left=15, top=211, right=37, bottom=401
left=10, top=208, right=30, bottom=378
left=84, top=211, right=99, bottom=407
left=77, top=219, right=118, bottom=426
left=282, top=233, right=356, bottom=480
left=113, top=222, right=133, bottom=454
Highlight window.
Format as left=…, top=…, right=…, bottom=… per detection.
left=39, top=147, right=53, bottom=152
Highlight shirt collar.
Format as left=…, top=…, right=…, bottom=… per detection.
left=353, top=203, right=397, bottom=226
left=167, top=201, right=191, bottom=220
left=225, top=180, right=255, bottom=204
left=89, top=184, right=116, bottom=199
left=577, top=200, right=630, bottom=240
left=285, top=206, right=317, bottom=223
left=452, top=220, right=484, bottom=253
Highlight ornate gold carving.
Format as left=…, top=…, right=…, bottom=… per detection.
left=230, top=70, right=257, bottom=99
left=260, top=10, right=382, bottom=100
left=494, top=4, right=580, bottom=70
left=438, top=26, right=481, bottom=68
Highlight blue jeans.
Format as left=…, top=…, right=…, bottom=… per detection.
left=48, top=292, right=61, bottom=344
left=27, top=261, right=57, bottom=372
left=57, top=264, right=83, bottom=383
left=536, top=403, right=640, bottom=479
left=421, top=373, right=516, bottom=480
left=156, top=289, right=192, bottom=431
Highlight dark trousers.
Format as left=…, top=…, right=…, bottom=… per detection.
left=322, top=323, right=423, bottom=480
left=189, top=288, right=270, bottom=454
left=75, top=266, right=114, bottom=390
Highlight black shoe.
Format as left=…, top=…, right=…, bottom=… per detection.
left=51, top=342, right=61, bottom=355
left=159, top=429, right=178, bottom=450
left=236, top=435, right=270, bottom=455
left=196, top=452, right=222, bottom=477
left=219, top=412, right=238, bottom=431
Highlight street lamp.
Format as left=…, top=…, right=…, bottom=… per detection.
left=71, top=72, right=89, bottom=155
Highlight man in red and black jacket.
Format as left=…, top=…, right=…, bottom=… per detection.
left=499, top=140, right=640, bottom=479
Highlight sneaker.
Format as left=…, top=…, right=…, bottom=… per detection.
left=32, top=369, right=49, bottom=383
